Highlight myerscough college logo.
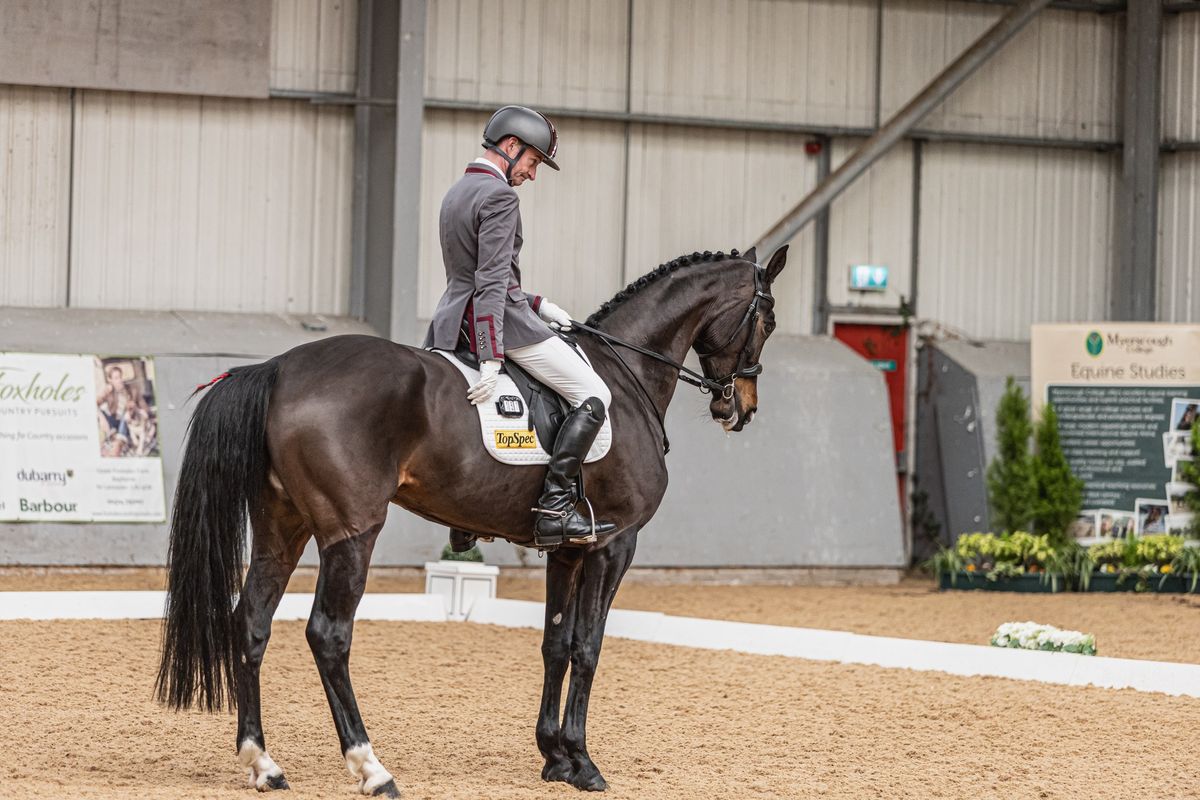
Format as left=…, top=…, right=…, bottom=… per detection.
left=1086, top=331, right=1103, bottom=357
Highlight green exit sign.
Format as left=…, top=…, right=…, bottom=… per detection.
left=870, top=359, right=897, bottom=372
left=850, top=264, right=888, bottom=291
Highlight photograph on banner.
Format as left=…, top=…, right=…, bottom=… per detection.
left=1167, top=482, right=1195, bottom=515
left=1135, top=498, right=1169, bottom=535
left=95, top=357, right=159, bottom=458
left=1164, top=432, right=1192, bottom=467
left=1069, top=511, right=1097, bottom=542
left=1166, top=513, right=1195, bottom=535
left=1097, top=508, right=1135, bottom=540
left=1170, top=398, right=1200, bottom=432
left=0, top=352, right=166, bottom=523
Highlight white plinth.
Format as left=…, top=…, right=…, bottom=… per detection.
left=423, top=560, right=500, bottom=621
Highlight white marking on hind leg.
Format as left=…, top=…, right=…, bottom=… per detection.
left=345, top=743, right=394, bottom=794
left=238, top=739, right=284, bottom=791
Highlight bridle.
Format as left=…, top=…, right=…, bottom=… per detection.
left=569, top=263, right=773, bottom=453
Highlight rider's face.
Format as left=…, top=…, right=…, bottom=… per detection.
left=504, top=139, right=543, bottom=185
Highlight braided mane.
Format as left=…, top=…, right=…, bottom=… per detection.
left=585, top=249, right=746, bottom=326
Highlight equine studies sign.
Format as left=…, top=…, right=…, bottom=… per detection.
left=1031, top=324, right=1200, bottom=536
left=0, top=353, right=166, bottom=522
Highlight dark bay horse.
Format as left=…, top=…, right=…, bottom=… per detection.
left=157, top=245, right=788, bottom=795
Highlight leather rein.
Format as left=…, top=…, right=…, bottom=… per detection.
left=569, top=265, right=773, bottom=454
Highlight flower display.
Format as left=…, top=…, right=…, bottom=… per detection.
left=990, top=621, right=1096, bottom=656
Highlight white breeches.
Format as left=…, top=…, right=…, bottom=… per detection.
left=507, top=336, right=611, bottom=410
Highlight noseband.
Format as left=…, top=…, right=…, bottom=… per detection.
left=570, top=264, right=771, bottom=452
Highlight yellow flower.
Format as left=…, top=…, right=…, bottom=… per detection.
left=1160, top=564, right=1173, bottom=574
left=965, top=564, right=977, bottom=572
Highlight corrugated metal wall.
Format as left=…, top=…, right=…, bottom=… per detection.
left=1164, top=10, right=1200, bottom=143
left=0, top=3, right=357, bottom=314
left=881, top=2, right=1119, bottom=142
left=629, top=0, right=877, bottom=128
left=918, top=143, right=1115, bottom=340
left=70, top=91, right=353, bottom=314
left=0, top=86, right=71, bottom=308
left=425, top=0, right=629, bottom=112
left=826, top=138, right=913, bottom=312
left=271, top=0, right=358, bottom=93
left=1159, top=153, right=1200, bottom=324
left=625, top=124, right=816, bottom=334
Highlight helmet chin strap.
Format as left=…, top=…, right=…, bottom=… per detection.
left=487, top=143, right=528, bottom=186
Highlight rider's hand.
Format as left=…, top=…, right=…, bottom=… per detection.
left=537, top=300, right=573, bottom=331
left=467, top=360, right=501, bottom=405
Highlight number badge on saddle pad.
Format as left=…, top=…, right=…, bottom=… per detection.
left=432, top=350, right=612, bottom=466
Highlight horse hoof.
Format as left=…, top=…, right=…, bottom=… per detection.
left=370, top=778, right=401, bottom=798
left=569, top=766, right=608, bottom=792
left=260, top=773, right=290, bottom=791
left=542, top=760, right=573, bottom=783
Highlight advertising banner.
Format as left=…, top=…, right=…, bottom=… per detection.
left=0, top=353, right=166, bottom=522
left=1031, top=325, right=1200, bottom=538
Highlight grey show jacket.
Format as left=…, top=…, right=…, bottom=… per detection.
left=422, top=164, right=553, bottom=360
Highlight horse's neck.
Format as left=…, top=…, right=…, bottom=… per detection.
left=592, top=270, right=723, bottom=416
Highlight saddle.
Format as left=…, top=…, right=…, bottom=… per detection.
left=430, top=325, right=612, bottom=466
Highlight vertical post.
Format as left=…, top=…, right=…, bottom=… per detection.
left=391, top=0, right=427, bottom=345
left=1112, top=0, right=1161, bottom=321
left=811, top=137, right=832, bottom=334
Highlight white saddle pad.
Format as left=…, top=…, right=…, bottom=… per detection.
left=433, top=350, right=612, bottom=466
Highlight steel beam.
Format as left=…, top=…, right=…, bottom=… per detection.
left=391, top=0, right=427, bottom=345
left=753, top=0, right=1052, bottom=258
left=1111, top=0, right=1161, bottom=321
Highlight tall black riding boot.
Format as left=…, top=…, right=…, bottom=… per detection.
left=532, top=397, right=617, bottom=549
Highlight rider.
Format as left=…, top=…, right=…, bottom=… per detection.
left=424, top=105, right=616, bottom=550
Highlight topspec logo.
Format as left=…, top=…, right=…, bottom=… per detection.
left=16, top=468, right=73, bottom=486
left=1085, top=331, right=1103, bottom=357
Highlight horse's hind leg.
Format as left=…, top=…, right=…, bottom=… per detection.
left=307, top=526, right=400, bottom=798
left=235, top=492, right=309, bottom=790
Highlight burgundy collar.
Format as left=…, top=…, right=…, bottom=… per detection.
left=465, top=165, right=505, bottom=181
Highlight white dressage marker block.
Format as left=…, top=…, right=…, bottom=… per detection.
left=464, top=597, right=1200, bottom=698
left=424, top=561, right=500, bottom=621
left=0, top=591, right=448, bottom=622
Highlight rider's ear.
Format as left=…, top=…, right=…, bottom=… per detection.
left=765, top=245, right=788, bottom=283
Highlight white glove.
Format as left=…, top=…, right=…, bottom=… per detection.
left=538, top=299, right=573, bottom=331
left=467, top=360, right=501, bottom=405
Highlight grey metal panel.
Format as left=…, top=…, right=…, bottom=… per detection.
left=918, top=142, right=1115, bottom=340
left=419, top=109, right=628, bottom=324
left=880, top=2, right=1119, bottom=141
left=0, top=0, right=270, bottom=99
left=270, top=0, right=358, bottom=93
left=69, top=91, right=353, bottom=315
left=424, top=0, right=629, bottom=112
left=826, top=138, right=914, bottom=310
left=624, top=123, right=818, bottom=336
left=1163, top=11, right=1200, bottom=143
left=0, top=85, right=70, bottom=307
left=1158, top=152, right=1200, bottom=323
left=913, top=340, right=1030, bottom=547
left=629, top=0, right=877, bottom=128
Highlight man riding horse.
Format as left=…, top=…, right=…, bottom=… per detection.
left=423, top=105, right=615, bottom=550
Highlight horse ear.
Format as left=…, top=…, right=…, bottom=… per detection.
left=765, top=245, right=788, bottom=282
left=742, top=246, right=757, bottom=264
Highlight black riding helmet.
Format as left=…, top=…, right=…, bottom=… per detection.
left=482, top=105, right=559, bottom=183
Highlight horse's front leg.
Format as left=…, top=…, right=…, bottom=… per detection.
left=307, top=527, right=401, bottom=798
left=536, top=548, right=585, bottom=783
left=561, top=529, right=639, bottom=791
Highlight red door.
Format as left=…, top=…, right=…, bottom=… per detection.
left=832, top=322, right=909, bottom=517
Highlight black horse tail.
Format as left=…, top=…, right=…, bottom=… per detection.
left=156, top=359, right=280, bottom=712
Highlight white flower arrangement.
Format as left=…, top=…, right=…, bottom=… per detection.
left=990, top=621, right=1096, bottom=656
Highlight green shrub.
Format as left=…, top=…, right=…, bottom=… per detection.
left=987, top=378, right=1036, bottom=534
left=439, top=542, right=484, bottom=563
left=1032, top=403, right=1083, bottom=542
